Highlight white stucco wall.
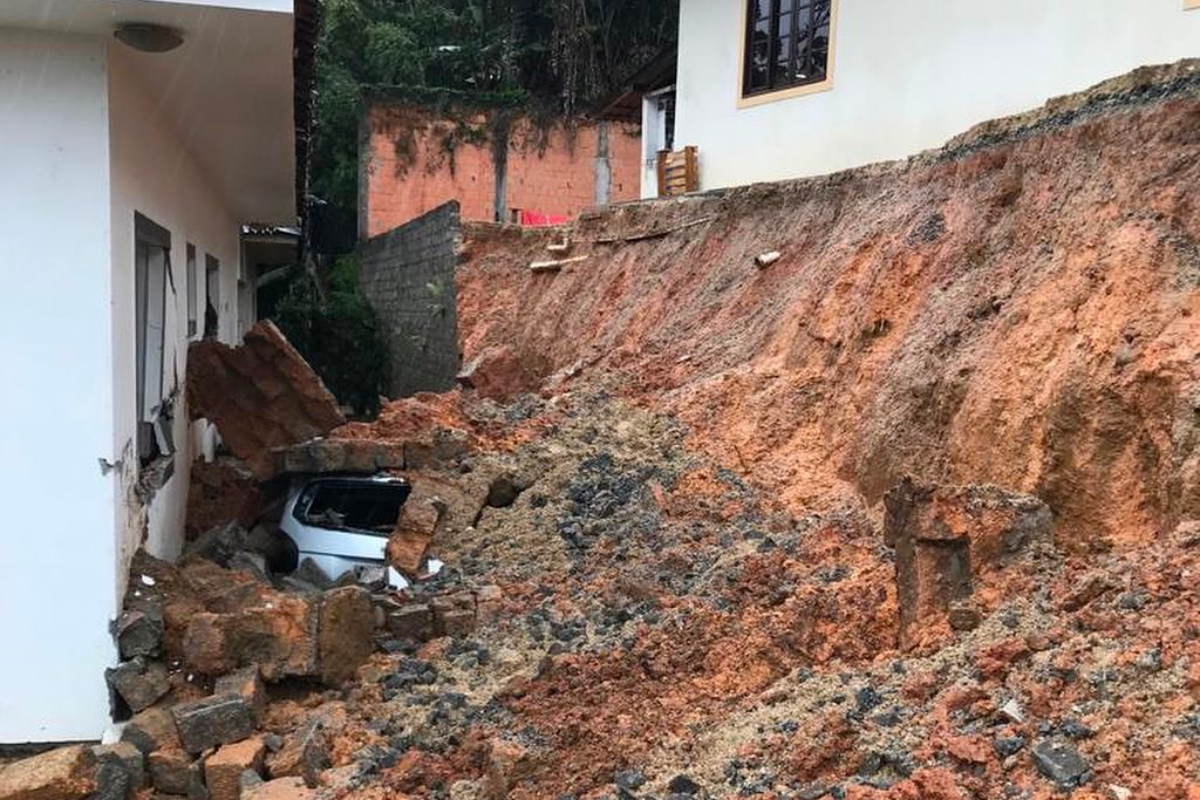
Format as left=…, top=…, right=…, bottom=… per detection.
left=0, top=29, right=116, bottom=743
left=676, top=0, right=1200, bottom=190
left=108, top=46, right=243, bottom=581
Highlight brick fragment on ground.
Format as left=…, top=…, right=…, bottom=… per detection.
left=171, top=694, right=256, bottom=754
left=148, top=749, right=203, bottom=796
left=106, top=658, right=170, bottom=713
left=214, top=667, right=267, bottom=725
left=91, top=743, right=145, bottom=791
left=264, top=719, right=328, bottom=788
left=115, top=603, right=164, bottom=660
left=385, top=493, right=447, bottom=576
left=121, top=706, right=183, bottom=755
left=182, top=596, right=319, bottom=681
left=204, top=737, right=266, bottom=800
left=317, top=587, right=376, bottom=684
left=0, top=745, right=96, bottom=800
left=186, top=320, right=345, bottom=479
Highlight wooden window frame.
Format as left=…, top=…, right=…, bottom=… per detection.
left=737, top=0, right=838, bottom=109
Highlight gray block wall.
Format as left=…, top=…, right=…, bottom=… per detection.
left=359, top=202, right=462, bottom=398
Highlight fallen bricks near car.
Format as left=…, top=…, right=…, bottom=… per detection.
left=186, top=320, right=346, bottom=480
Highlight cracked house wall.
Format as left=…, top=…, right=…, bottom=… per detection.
left=359, top=202, right=463, bottom=399
left=676, top=0, right=1200, bottom=192
left=109, top=45, right=243, bottom=581
left=0, top=29, right=116, bottom=745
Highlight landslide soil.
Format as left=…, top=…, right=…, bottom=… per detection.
left=456, top=62, right=1200, bottom=551
left=205, top=64, right=1200, bottom=800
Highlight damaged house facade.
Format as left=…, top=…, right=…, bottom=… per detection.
left=0, top=0, right=315, bottom=744
left=673, top=0, right=1200, bottom=191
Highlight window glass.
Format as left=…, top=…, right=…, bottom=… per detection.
left=295, top=480, right=412, bottom=536
left=744, top=0, right=832, bottom=97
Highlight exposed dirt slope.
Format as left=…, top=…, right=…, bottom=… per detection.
left=456, top=62, right=1200, bottom=550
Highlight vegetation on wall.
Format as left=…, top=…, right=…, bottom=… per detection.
left=310, top=0, right=679, bottom=210
left=274, top=256, right=390, bottom=418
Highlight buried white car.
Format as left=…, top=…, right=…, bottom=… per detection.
left=278, top=474, right=441, bottom=589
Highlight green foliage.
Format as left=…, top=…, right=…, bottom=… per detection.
left=309, top=0, right=679, bottom=209
left=273, top=256, right=389, bottom=418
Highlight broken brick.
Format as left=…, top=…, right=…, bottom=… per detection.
left=204, top=737, right=266, bottom=800
left=264, top=719, right=328, bottom=788
left=121, top=706, right=183, bottom=755
left=182, top=596, right=319, bottom=681
left=172, top=694, right=256, bottom=754
left=186, top=321, right=345, bottom=479
left=316, top=587, right=376, bottom=684
left=148, top=750, right=203, bottom=797
left=116, top=604, right=164, bottom=660
left=276, top=438, right=405, bottom=476
left=0, top=745, right=96, bottom=800
left=214, top=667, right=267, bottom=725
left=386, top=494, right=446, bottom=576
left=91, top=743, right=145, bottom=791
left=386, top=605, right=434, bottom=641
left=106, top=658, right=170, bottom=714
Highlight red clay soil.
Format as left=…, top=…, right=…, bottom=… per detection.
left=453, top=62, right=1200, bottom=552
left=143, top=62, right=1200, bottom=800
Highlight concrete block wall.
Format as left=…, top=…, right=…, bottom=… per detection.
left=359, top=202, right=462, bottom=398
left=361, top=102, right=641, bottom=238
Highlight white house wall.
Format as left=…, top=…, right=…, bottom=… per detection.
left=0, top=29, right=116, bottom=744
left=108, top=46, right=242, bottom=588
left=676, top=0, right=1200, bottom=190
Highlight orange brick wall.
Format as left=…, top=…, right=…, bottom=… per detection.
left=363, top=103, right=641, bottom=238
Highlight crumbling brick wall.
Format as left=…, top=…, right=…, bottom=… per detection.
left=359, top=202, right=462, bottom=399
left=360, top=102, right=641, bottom=239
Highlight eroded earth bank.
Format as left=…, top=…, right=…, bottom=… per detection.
left=5, top=62, right=1200, bottom=800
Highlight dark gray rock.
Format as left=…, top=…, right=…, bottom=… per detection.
left=116, top=605, right=164, bottom=659
left=615, top=769, right=646, bottom=790
left=667, top=774, right=701, bottom=795
left=1032, top=739, right=1090, bottom=788
left=106, top=658, right=170, bottom=713
left=92, top=742, right=146, bottom=790
left=149, top=749, right=204, bottom=796
left=121, top=706, right=182, bottom=754
left=994, top=736, right=1026, bottom=758
left=172, top=693, right=256, bottom=754
left=91, top=761, right=131, bottom=800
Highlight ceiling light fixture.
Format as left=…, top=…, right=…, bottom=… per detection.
left=114, top=23, right=184, bottom=54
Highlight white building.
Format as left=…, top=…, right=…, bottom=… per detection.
left=673, top=0, right=1200, bottom=192
left=0, top=0, right=315, bottom=744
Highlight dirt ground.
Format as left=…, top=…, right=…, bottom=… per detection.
left=273, top=63, right=1200, bottom=800
left=49, top=62, right=1196, bottom=800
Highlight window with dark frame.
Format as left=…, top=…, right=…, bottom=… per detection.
left=743, top=0, right=833, bottom=97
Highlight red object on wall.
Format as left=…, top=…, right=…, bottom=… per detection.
left=518, top=211, right=570, bottom=227
left=362, top=104, right=641, bottom=239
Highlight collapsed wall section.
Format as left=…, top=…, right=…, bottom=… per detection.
left=451, top=62, right=1200, bottom=550
left=359, top=202, right=463, bottom=399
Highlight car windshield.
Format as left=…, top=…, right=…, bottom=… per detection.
left=294, top=479, right=410, bottom=535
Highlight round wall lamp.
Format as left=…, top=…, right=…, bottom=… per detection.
left=114, top=23, right=185, bottom=54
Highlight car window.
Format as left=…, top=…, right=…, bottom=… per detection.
left=295, top=480, right=410, bottom=536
